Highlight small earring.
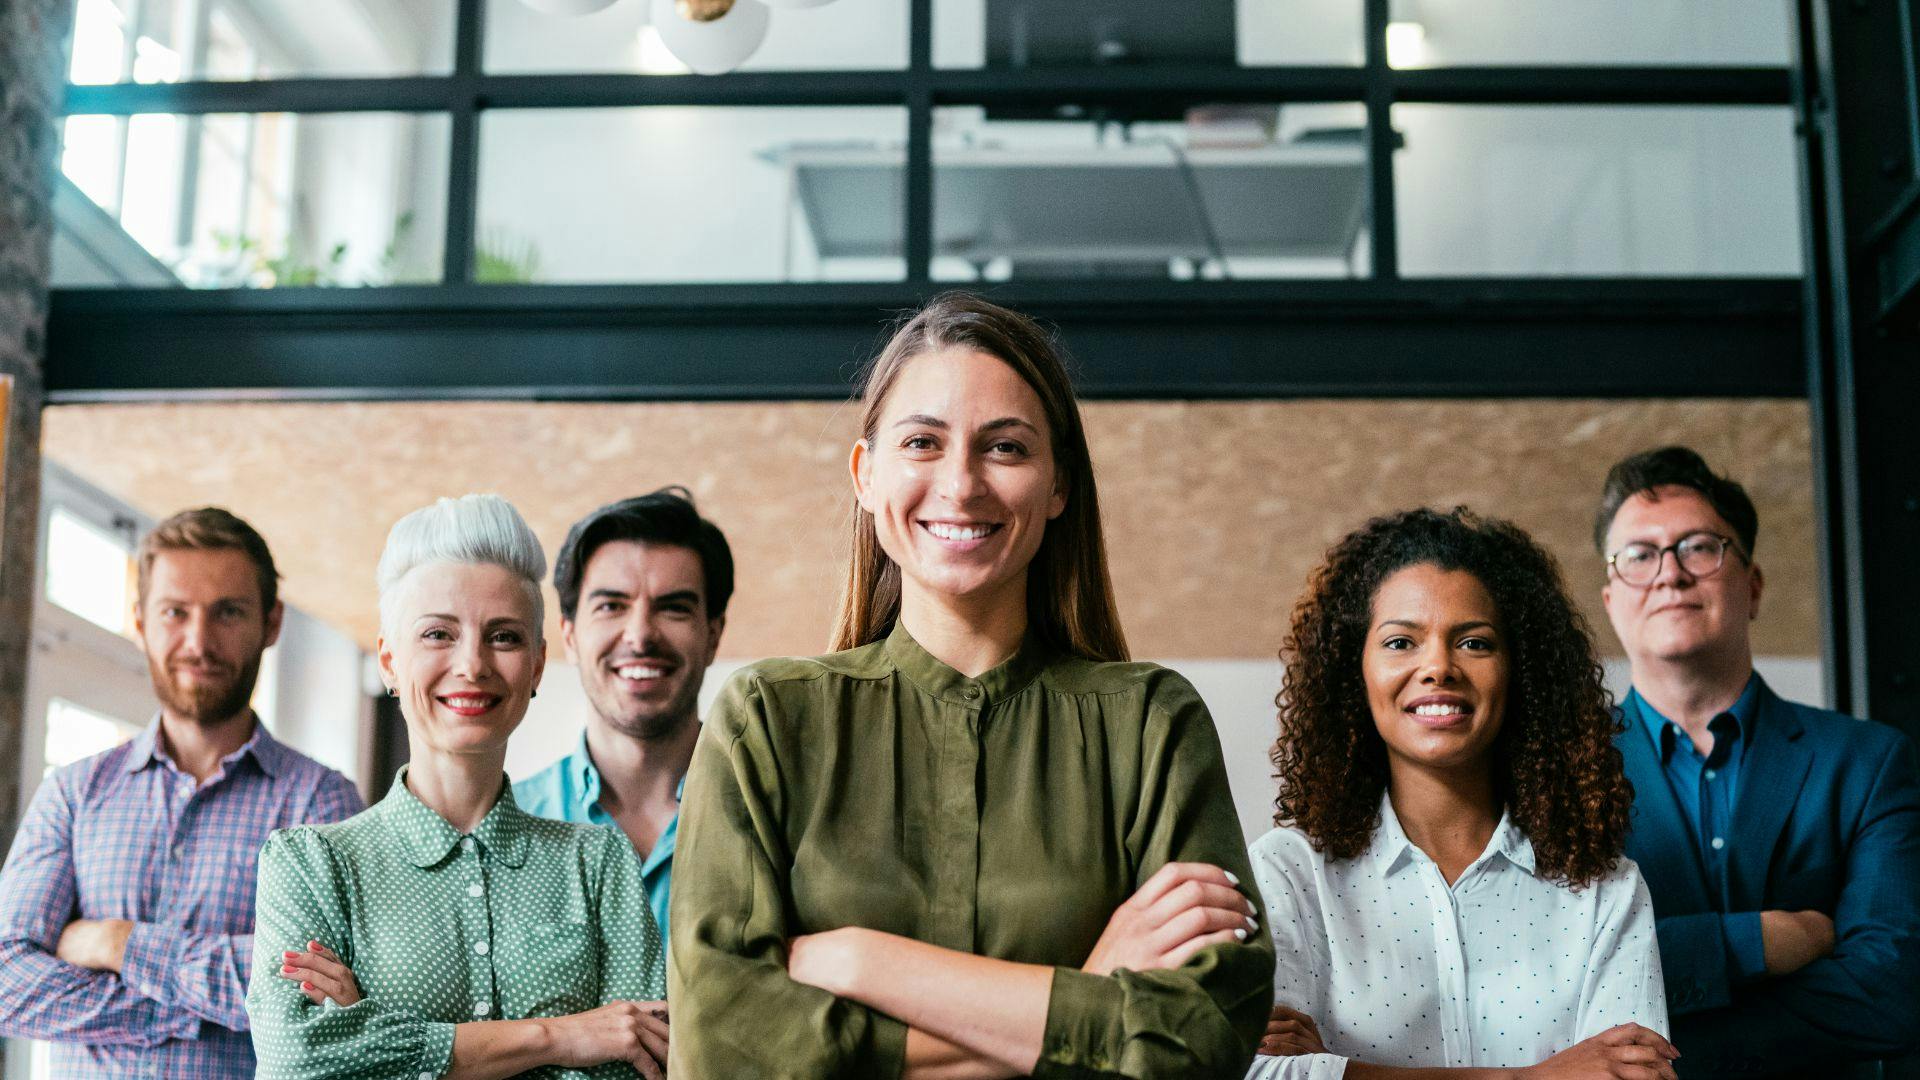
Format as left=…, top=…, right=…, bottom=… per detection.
left=531, top=690, right=538, bottom=699
left=386, top=686, right=397, bottom=698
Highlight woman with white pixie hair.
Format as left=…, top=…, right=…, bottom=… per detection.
left=247, top=494, right=670, bottom=1080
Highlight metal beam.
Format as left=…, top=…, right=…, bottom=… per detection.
left=44, top=280, right=1804, bottom=402
left=59, top=66, right=1792, bottom=117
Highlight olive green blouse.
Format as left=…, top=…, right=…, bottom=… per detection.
left=247, top=769, right=665, bottom=1080
left=668, top=622, right=1275, bottom=1078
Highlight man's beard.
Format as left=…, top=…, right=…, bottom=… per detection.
left=149, top=653, right=262, bottom=725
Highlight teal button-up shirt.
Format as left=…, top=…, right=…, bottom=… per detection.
left=514, top=732, right=681, bottom=945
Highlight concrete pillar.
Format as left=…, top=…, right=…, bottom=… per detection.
left=1, top=0, right=73, bottom=860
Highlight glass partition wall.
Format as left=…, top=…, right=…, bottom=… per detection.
left=54, top=0, right=1800, bottom=290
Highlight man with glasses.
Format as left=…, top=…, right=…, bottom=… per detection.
left=1596, top=446, right=1920, bottom=1077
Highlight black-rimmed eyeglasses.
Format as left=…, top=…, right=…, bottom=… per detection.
left=1607, top=531, right=1744, bottom=587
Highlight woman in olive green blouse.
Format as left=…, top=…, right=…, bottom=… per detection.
left=670, top=294, right=1276, bottom=1078
left=246, top=495, right=669, bottom=1079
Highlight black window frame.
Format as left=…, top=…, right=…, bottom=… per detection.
left=48, top=0, right=1807, bottom=401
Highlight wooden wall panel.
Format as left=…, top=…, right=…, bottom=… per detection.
left=43, top=398, right=1815, bottom=661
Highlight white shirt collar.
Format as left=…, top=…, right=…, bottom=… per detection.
left=1367, top=791, right=1538, bottom=879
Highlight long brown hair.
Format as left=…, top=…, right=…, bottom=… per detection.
left=829, top=292, right=1128, bottom=662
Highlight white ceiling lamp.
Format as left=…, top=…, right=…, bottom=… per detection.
left=650, top=0, right=771, bottom=74
left=519, top=0, right=620, bottom=15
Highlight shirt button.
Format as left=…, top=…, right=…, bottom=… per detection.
left=419, top=1073, right=435, bottom=1080
left=467, top=883, right=484, bottom=898
left=461, top=837, right=475, bottom=853
left=1711, top=836, right=1726, bottom=850
left=963, top=686, right=980, bottom=700
left=474, top=940, right=490, bottom=956
left=1705, top=769, right=1718, bottom=781
left=472, top=1000, right=490, bottom=1017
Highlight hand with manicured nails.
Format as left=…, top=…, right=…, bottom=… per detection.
left=1259, top=1004, right=1327, bottom=1057
left=1519, top=1023, right=1680, bottom=1080
left=278, top=940, right=670, bottom=1078
left=1079, top=862, right=1260, bottom=977
left=538, top=1000, right=671, bottom=1080
left=277, top=941, right=362, bottom=1007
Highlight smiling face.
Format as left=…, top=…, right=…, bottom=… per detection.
left=1601, top=484, right=1762, bottom=667
left=1363, top=563, right=1510, bottom=775
left=851, top=347, right=1067, bottom=613
left=136, top=547, right=283, bottom=726
left=564, top=540, right=724, bottom=742
left=378, top=561, right=545, bottom=759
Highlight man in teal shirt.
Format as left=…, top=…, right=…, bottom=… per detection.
left=515, top=487, right=732, bottom=947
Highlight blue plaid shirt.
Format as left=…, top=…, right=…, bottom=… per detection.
left=0, top=716, right=362, bottom=1078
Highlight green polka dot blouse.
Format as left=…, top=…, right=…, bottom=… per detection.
left=247, top=767, right=666, bottom=1079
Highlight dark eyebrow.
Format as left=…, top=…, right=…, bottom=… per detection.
left=1375, top=619, right=1497, bottom=634
left=585, top=588, right=632, bottom=603
left=484, top=616, right=530, bottom=629
left=893, top=413, right=948, bottom=429
left=980, top=417, right=1041, bottom=436
left=653, top=590, right=703, bottom=607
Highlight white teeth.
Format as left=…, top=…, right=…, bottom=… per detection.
left=616, top=665, right=667, bottom=680
left=1412, top=703, right=1467, bottom=717
left=926, top=522, right=995, bottom=541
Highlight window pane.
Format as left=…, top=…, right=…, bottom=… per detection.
left=1394, top=105, right=1802, bottom=277
left=935, top=0, right=1361, bottom=69
left=477, top=106, right=906, bottom=283
left=44, top=699, right=141, bottom=775
left=45, top=507, right=132, bottom=635
left=69, top=0, right=454, bottom=82
left=1395, top=0, right=1790, bottom=67
left=485, top=0, right=906, bottom=74
left=57, top=112, right=449, bottom=288
left=932, top=103, right=1371, bottom=282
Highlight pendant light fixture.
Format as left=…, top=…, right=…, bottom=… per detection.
left=649, top=0, right=770, bottom=74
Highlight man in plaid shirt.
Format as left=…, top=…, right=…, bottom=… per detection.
left=0, top=508, right=363, bottom=1078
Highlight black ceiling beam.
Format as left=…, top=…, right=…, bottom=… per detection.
left=1389, top=66, right=1793, bottom=106
left=45, top=279, right=1803, bottom=403
left=60, top=65, right=1790, bottom=117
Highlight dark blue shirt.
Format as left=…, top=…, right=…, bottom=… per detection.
left=1626, top=673, right=1767, bottom=981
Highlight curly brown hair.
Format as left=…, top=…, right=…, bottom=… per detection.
left=1270, top=507, right=1632, bottom=888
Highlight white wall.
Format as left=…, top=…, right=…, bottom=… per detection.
left=258, top=606, right=373, bottom=784
left=511, top=654, right=1826, bottom=853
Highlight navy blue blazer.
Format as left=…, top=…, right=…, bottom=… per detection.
left=1619, top=677, right=1920, bottom=1077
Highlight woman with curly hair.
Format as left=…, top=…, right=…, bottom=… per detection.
left=1247, top=507, right=1674, bottom=1080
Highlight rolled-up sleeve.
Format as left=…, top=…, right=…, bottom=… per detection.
left=247, top=830, right=457, bottom=1080
left=1575, top=861, right=1669, bottom=1041
left=668, top=671, right=908, bottom=1078
left=1034, top=674, right=1276, bottom=1078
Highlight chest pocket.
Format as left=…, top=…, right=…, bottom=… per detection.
left=503, top=921, right=601, bottom=1017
